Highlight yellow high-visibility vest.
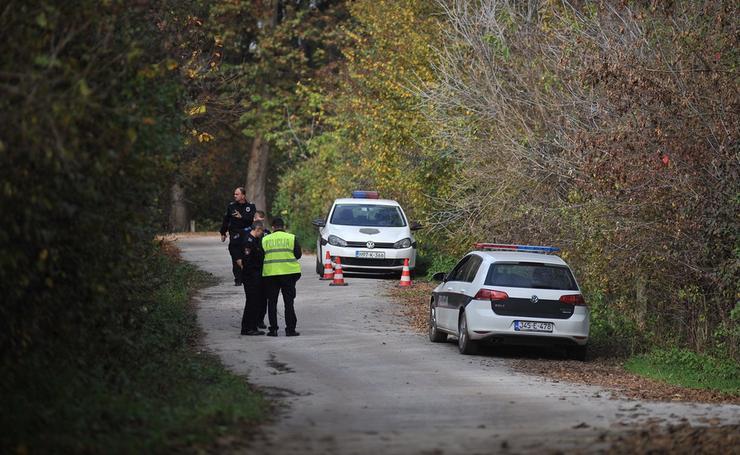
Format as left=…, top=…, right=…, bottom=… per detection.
left=262, top=231, right=301, bottom=276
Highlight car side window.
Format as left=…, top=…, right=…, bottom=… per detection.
left=447, top=256, right=471, bottom=282
left=460, top=255, right=482, bottom=283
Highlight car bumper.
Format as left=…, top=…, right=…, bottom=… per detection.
left=323, top=246, right=416, bottom=271
left=464, top=300, right=590, bottom=345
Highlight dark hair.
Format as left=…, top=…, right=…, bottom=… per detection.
left=251, top=220, right=264, bottom=230
left=235, top=187, right=246, bottom=196
left=255, top=210, right=266, bottom=218
left=271, top=217, right=285, bottom=229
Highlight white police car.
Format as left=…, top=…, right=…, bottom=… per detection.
left=428, top=244, right=590, bottom=360
left=312, top=191, right=421, bottom=274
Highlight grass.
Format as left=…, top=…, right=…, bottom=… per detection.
left=625, top=348, right=740, bottom=395
left=3, top=250, right=266, bottom=454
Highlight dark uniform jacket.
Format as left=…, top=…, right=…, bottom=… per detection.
left=219, top=201, right=256, bottom=241
left=239, top=232, right=265, bottom=274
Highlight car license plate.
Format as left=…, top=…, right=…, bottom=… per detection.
left=514, top=320, right=553, bottom=333
left=356, top=251, right=385, bottom=259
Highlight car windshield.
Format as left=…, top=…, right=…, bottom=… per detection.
left=330, top=204, right=406, bottom=227
left=485, top=263, right=578, bottom=290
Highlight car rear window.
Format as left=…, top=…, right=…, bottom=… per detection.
left=330, top=204, right=406, bottom=227
left=485, top=262, right=578, bottom=290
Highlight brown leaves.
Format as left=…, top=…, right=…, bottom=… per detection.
left=511, top=358, right=740, bottom=405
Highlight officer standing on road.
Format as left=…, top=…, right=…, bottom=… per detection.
left=261, top=217, right=302, bottom=337
left=252, top=210, right=270, bottom=329
left=236, top=220, right=266, bottom=336
left=220, top=187, right=256, bottom=286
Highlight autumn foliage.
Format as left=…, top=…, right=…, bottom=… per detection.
left=277, top=0, right=738, bottom=358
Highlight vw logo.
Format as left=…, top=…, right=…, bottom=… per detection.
left=530, top=295, right=539, bottom=304
left=366, top=241, right=375, bottom=249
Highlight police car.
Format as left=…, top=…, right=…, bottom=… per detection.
left=312, top=191, right=421, bottom=274
left=428, top=244, right=590, bottom=360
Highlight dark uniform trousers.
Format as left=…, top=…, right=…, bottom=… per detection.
left=265, top=273, right=300, bottom=331
left=241, top=270, right=265, bottom=332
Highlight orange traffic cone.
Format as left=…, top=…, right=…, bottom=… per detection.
left=398, top=258, right=413, bottom=287
left=320, top=250, right=334, bottom=281
left=329, top=257, right=348, bottom=286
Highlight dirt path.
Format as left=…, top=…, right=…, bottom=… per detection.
left=178, top=236, right=739, bottom=454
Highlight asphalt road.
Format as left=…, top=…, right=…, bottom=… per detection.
left=178, top=236, right=740, bottom=454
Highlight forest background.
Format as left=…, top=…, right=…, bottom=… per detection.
left=1, top=0, right=737, bottom=452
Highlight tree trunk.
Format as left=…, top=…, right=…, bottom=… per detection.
left=169, top=182, right=189, bottom=232
left=246, top=135, right=269, bottom=211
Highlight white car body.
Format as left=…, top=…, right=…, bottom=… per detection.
left=315, top=197, right=418, bottom=274
left=429, top=250, right=590, bottom=358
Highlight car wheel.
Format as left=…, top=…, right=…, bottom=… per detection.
left=429, top=302, right=447, bottom=343
left=457, top=311, right=478, bottom=355
left=568, top=344, right=588, bottom=361
left=316, top=250, right=323, bottom=276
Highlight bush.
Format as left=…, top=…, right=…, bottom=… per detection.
left=1, top=248, right=265, bottom=453
left=625, top=348, right=740, bottom=394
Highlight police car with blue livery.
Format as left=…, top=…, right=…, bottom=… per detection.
left=428, top=243, right=590, bottom=360
left=312, top=191, right=421, bottom=274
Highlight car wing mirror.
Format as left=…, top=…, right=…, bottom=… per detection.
left=410, top=221, right=422, bottom=231
left=431, top=271, right=447, bottom=282
left=312, top=218, right=326, bottom=228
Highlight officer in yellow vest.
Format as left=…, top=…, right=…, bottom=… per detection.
left=261, top=217, right=302, bottom=336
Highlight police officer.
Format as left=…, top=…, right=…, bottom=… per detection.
left=252, top=210, right=270, bottom=329
left=236, top=220, right=266, bottom=336
left=219, top=187, right=256, bottom=285
left=261, top=217, right=302, bottom=337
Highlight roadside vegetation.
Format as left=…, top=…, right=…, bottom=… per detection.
left=2, top=245, right=266, bottom=453
left=0, top=2, right=265, bottom=452
left=270, top=0, right=739, bottom=392
left=625, top=349, right=740, bottom=395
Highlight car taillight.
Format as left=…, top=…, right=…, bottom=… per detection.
left=559, top=294, right=586, bottom=306
left=474, top=289, right=509, bottom=301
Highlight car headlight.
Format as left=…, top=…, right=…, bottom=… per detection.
left=328, top=235, right=347, bottom=247
left=394, top=238, right=412, bottom=249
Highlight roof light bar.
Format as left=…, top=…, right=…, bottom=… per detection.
left=474, top=243, right=561, bottom=254
left=351, top=190, right=380, bottom=199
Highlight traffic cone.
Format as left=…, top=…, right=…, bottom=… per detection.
left=329, top=257, right=348, bottom=286
left=398, top=258, right=413, bottom=287
left=320, top=250, right=334, bottom=281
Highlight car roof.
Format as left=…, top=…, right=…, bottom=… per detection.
left=472, top=251, right=569, bottom=266
left=332, top=198, right=401, bottom=206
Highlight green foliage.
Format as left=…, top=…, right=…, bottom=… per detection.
left=274, top=0, right=454, bottom=254
left=422, top=250, right=459, bottom=281
left=176, top=0, right=350, bottom=224
left=0, top=0, right=184, bottom=363
left=625, top=348, right=740, bottom=395
left=0, top=1, right=270, bottom=451
left=585, top=288, right=646, bottom=358
left=1, top=250, right=265, bottom=453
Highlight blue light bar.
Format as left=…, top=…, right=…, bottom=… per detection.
left=351, top=190, right=380, bottom=199
left=474, top=243, right=560, bottom=254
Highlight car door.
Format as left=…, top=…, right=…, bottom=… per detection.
left=437, top=255, right=471, bottom=330
left=454, top=255, right=483, bottom=315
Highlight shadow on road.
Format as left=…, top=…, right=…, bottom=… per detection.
left=440, top=338, right=572, bottom=361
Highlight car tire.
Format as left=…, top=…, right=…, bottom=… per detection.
left=428, top=302, right=447, bottom=343
left=315, top=254, right=323, bottom=276
left=568, top=345, right=588, bottom=362
left=457, top=311, right=478, bottom=355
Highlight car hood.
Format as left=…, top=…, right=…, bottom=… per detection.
left=325, top=225, right=411, bottom=242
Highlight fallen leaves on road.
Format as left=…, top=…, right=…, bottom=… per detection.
left=590, top=423, right=740, bottom=455
left=510, top=356, right=740, bottom=405
left=388, top=281, right=436, bottom=333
